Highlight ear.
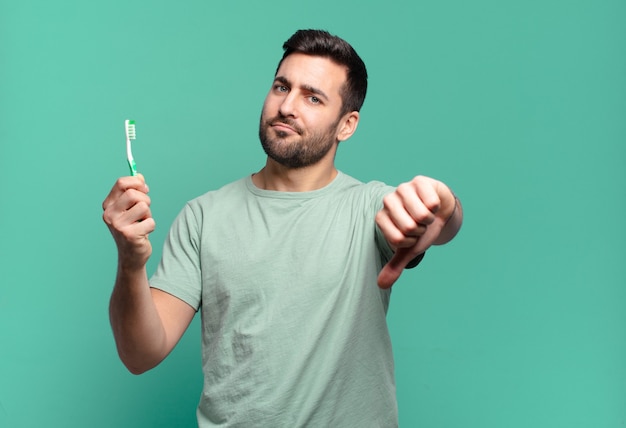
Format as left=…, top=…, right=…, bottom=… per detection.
left=336, top=111, right=360, bottom=142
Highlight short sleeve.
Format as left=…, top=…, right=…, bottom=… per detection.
left=149, top=203, right=202, bottom=310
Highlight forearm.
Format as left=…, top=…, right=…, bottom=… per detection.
left=109, top=264, right=168, bottom=374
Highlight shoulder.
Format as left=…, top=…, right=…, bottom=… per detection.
left=167, top=177, right=250, bottom=230
left=335, top=172, right=395, bottom=204
left=184, top=176, right=249, bottom=211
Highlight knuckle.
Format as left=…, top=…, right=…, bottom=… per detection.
left=389, top=234, right=416, bottom=248
left=102, top=211, right=112, bottom=225
left=115, top=177, right=127, bottom=189
left=411, top=175, right=427, bottom=184
left=401, top=222, right=419, bottom=235
left=375, top=211, right=386, bottom=225
left=401, top=221, right=426, bottom=238
left=144, top=218, right=156, bottom=231
left=387, top=235, right=404, bottom=247
left=414, top=211, right=433, bottom=224
left=135, top=200, right=151, bottom=213
left=396, top=182, right=412, bottom=195
left=382, top=193, right=395, bottom=208
left=426, top=200, right=441, bottom=214
left=385, top=228, right=405, bottom=246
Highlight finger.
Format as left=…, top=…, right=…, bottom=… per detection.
left=379, top=196, right=430, bottom=246
left=108, top=211, right=155, bottom=255
left=102, top=175, right=149, bottom=212
left=123, top=216, right=156, bottom=238
left=377, top=247, right=422, bottom=289
left=394, top=182, right=437, bottom=226
left=120, top=198, right=153, bottom=224
left=377, top=214, right=448, bottom=289
left=103, top=190, right=152, bottom=228
left=376, top=211, right=420, bottom=248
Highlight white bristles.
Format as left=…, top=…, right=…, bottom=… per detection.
left=125, top=119, right=136, bottom=140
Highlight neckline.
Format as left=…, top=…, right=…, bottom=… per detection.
left=245, top=171, right=345, bottom=199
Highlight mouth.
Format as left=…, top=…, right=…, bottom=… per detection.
left=270, top=120, right=300, bottom=135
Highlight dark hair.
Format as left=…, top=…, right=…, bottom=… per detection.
left=277, top=29, right=368, bottom=114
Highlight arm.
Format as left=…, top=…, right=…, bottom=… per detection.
left=375, top=175, right=463, bottom=288
left=102, top=175, right=195, bottom=374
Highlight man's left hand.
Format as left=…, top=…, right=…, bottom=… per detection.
left=375, top=175, right=459, bottom=288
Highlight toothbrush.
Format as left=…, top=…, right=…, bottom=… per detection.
left=125, top=119, right=138, bottom=176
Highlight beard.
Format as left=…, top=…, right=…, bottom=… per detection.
left=258, top=114, right=339, bottom=169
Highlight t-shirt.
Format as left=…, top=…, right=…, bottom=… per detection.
left=150, top=171, right=403, bottom=427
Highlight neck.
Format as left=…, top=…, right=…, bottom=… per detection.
left=252, top=159, right=338, bottom=192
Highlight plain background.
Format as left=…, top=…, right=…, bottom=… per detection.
left=1, top=0, right=624, bottom=426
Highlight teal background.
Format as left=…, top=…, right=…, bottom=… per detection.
left=1, top=0, right=624, bottom=426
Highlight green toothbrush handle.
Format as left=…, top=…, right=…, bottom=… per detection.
left=128, top=158, right=138, bottom=176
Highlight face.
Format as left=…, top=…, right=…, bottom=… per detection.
left=258, top=53, right=355, bottom=169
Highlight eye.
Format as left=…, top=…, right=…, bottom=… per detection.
left=308, top=96, right=321, bottom=104
left=274, top=85, right=289, bottom=93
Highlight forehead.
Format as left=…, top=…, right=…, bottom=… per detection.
left=275, top=53, right=347, bottom=97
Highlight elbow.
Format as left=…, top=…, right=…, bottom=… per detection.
left=121, top=357, right=158, bottom=375
left=117, top=348, right=162, bottom=375
left=126, top=365, right=150, bottom=376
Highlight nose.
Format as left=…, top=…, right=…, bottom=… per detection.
left=278, top=91, right=297, bottom=118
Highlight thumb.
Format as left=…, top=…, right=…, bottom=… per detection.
left=377, top=214, right=448, bottom=288
left=377, top=247, right=421, bottom=289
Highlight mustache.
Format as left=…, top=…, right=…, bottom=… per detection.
left=266, top=116, right=303, bottom=134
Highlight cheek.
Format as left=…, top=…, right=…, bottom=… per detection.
left=265, top=91, right=283, bottom=107
left=260, top=93, right=273, bottom=111
left=261, top=97, right=269, bottom=110
left=260, top=105, right=272, bottom=124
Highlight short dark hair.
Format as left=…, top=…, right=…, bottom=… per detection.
left=277, top=29, right=368, bottom=115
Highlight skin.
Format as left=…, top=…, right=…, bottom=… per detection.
left=253, top=53, right=359, bottom=191
left=102, top=52, right=462, bottom=374
left=375, top=176, right=462, bottom=288
left=102, top=175, right=194, bottom=374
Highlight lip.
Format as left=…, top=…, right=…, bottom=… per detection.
left=271, top=121, right=298, bottom=134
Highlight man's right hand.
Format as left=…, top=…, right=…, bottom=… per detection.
left=102, top=174, right=155, bottom=270
left=102, top=174, right=195, bottom=375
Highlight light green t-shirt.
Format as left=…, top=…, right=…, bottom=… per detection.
left=150, top=171, right=403, bottom=427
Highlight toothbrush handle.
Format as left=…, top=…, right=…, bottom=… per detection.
left=126, top=135, right=138, bottom=176
left=128, top=158, right=138, bottom=176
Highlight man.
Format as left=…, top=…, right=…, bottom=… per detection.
left=102, top=29, right=462, bottom=427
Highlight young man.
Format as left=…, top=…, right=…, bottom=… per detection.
left=102, top=29, right=462, bottom=426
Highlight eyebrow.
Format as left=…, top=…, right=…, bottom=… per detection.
left=274, top=75, right=329, bottom=101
